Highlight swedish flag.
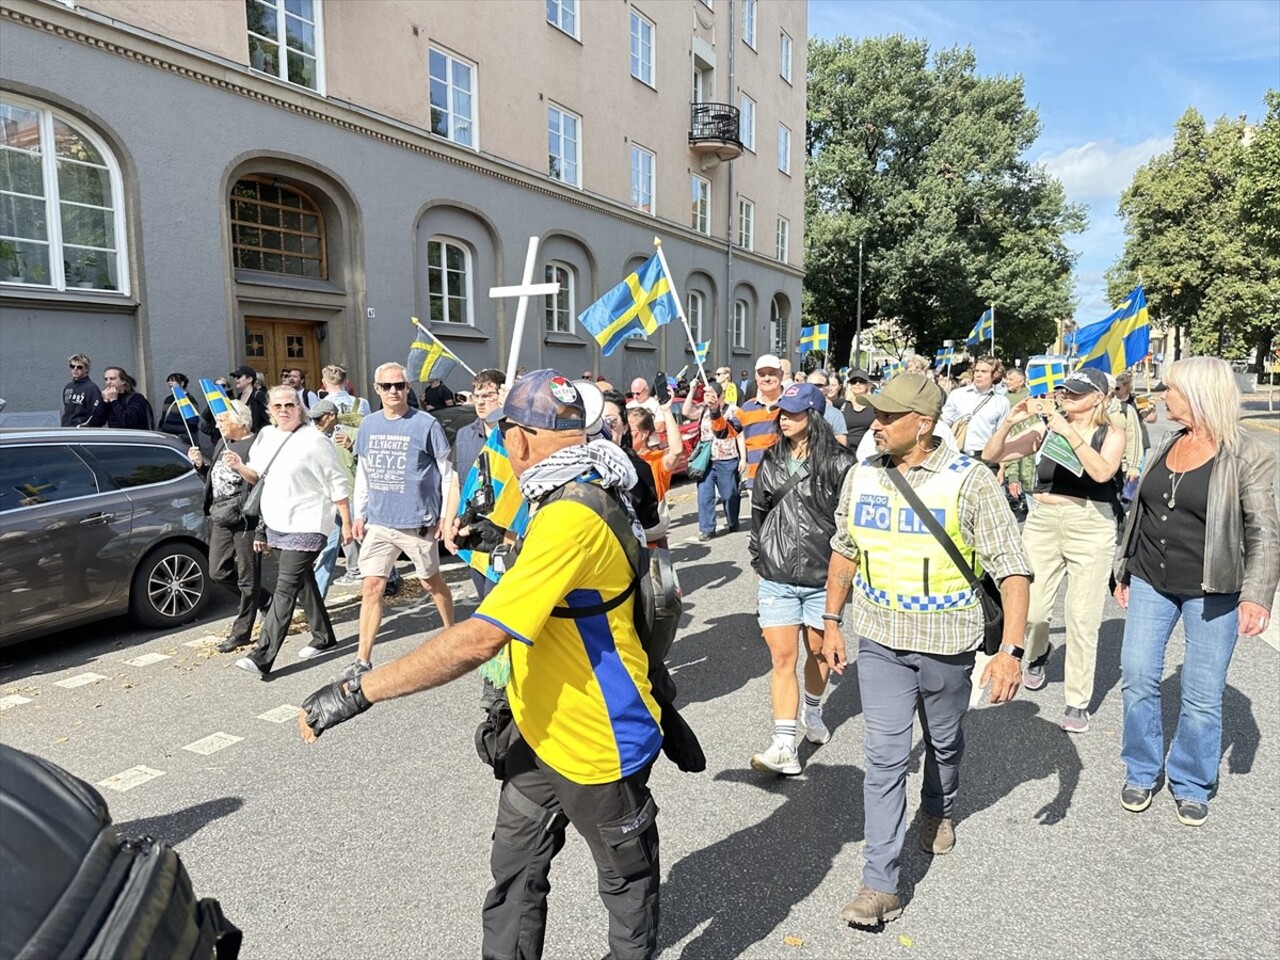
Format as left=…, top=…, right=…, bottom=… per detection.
left=171, top=384, right=200, bottom=421
left=199, top=378, right=230, bottom=417
left=883, top=359, right=905, bottom=378
left=695, top=341, right=711, bottom=365
left=966, top=308, right=994, bottom=347
left=935, top=346, right=953, bottom=366
left=799, top=323, right=829, bottom=353
left=1075, top=285, right=1151, bottom=376
left=1027, top=359, right=1068, bottom=397
left=407, top=321, right=460, bottom=382
left=578, top=253, right=677, bottom=355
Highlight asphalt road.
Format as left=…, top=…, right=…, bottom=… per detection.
left=2, top=409, right=1277, bottom=959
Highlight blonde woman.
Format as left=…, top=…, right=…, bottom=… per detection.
left=983, top=367, right=1124, bottom=732
left=1113, top=358, right=1278, bottom=825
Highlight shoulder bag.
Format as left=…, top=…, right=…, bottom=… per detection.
left=882, top=464, right=1005, bottom=655
left=685, top=411, right=714, bottom=482
left=950, top=392, right=994, bottom=452
left=241, top=429, right=297, bottom=520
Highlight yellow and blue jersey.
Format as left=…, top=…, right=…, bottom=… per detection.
left=474, top=494, right=662, bottom=785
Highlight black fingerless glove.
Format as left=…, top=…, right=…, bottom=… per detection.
left=302, top=675, right=372, bottom=738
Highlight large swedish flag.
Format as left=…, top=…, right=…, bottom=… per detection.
left=578, top=253, right=677, bottom=355
left=1075, top=285, right=1150, bottom=376
left=799, top=323, right=829, bottom=353
left=966, top=308, right=994, bottom=347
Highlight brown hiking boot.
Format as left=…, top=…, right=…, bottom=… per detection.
left=840, top=884, right=903, bottom=927
left=919, top=812, right=955, bottom=855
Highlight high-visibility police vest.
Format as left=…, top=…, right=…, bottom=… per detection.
left=846, top=454, right=984, bottom=612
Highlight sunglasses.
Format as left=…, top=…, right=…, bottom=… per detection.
left=497, top=417, right=538, bottom=436
left=603, top=414, right=622, bottom=427
left=376, top=381, right=408, bottom=391
left=270, top=402, right=298, bottom=410
left=69, top=363, right=86, bottom=370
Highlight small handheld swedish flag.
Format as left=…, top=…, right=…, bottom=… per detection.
left=170, top=384, right=200, bottom=421
left=798, top=323, right=829, bottom=353
left=407, top=319, right=461, bottom=383
left=694, top=341, right=710, bottom=365
left=1027, top=358, right=1068, bottom=397
left=935, top=346, right=954, bottom=367
left=199, top=378, right=230, bottom=417
left=966, top=308, right=994, bottom=347
left=578, top=253, right=677, bottom=355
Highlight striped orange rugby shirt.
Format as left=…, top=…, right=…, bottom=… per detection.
left=710, top=397, right=780, bottom=488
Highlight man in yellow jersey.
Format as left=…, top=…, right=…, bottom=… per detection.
left=820, top=374, right=1031, bottom=929
left=300, top=370, right=663, bottom=960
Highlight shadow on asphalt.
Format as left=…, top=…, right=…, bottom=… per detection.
left=678, top=560, right=742, bottom=596
left=667, top=612, right=768, bottom=707
left=114, top=796, right=245, bottom=846
left=1155, top=667, right=1260, bottom=785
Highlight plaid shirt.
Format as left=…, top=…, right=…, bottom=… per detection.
left=831, top=444, right=1032, bottom=656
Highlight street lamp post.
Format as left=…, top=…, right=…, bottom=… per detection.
left=851, top=238, right=863, bottom=368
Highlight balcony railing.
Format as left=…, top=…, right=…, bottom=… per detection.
left=688, top=102, right=743, bottom=163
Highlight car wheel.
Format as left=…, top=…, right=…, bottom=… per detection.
left=130, top=542, right=210, bottom=629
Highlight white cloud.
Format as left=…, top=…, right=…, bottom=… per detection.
left=1036, top=137, right=1173, bottom=200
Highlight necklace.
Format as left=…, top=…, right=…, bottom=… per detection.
left=1168, top=469, right=1186, bottom=510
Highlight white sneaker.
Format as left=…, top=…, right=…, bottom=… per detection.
left=297, top=643, right=334, bottom=660
left=803, top=708, right=831, bottom=745
left=750, top=741, right=801, bottom=776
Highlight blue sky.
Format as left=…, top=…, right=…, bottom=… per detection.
left=808, top=0, right=1280, bottom=324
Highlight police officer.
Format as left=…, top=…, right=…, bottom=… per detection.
left=820, top=374, right=1032, bottom=928
left=300, top=370, right=664, bottom=960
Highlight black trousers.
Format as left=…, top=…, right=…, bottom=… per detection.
left=207, top=522, right=263, bottom=644
left=247, top=547, right=334, bottom=671
left=481, top=738, right=660, bottom=960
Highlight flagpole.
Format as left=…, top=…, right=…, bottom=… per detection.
left=172, top=387, right=196, bottom=450
left=653, top=237, right=711, bottom=387
left=990, top=303, right=996, bottom=357
left=412, top=316, right=477, bottom=377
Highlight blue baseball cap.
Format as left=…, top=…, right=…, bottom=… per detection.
left=777, top=383, right=826, bottom=415
left=502, top=369, right=586, bottom=431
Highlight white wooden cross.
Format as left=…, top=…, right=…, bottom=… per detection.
left=490, top=236, right=560, bottom=383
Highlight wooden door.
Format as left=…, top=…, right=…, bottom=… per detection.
left=244, top=317, right=320, bottom=393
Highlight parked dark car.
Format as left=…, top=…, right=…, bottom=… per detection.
left=0, top=428, right=210, bottom=646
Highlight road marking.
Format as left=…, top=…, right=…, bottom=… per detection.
left=183, top=732, right=244, bottom=755
left=1242, top=419, right=1279, bottom=433
left=123, top=652, right=172, bottom=667
left=54, top=672, right=109, bottom=689
left=185, top=636, right=220, bottom=647
left=0, top=694, right=32, bottom=710
left=99, top=765, right=165, bottom=792
left=258, top=704, right=301, bottom=723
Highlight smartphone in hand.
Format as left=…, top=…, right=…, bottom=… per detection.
left=653, top=372, right=671, bottom=404
left=1026, top=397, right=1057, bottom=416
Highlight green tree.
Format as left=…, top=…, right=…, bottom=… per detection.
left=805, top=35, right=1085, bottom=363
left=1108, top=94, right=1280, bottom=365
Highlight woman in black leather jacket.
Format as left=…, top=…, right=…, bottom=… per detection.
left=748, top=384, right=856, bottom=776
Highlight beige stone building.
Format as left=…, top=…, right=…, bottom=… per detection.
left=0, top=0, right=806, bottom=414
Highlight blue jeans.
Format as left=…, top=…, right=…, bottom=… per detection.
left=1120, top=577, right=1240, bottom=803
left=696, top=458, right=740, bottom=534
left=313, top=521, right=343, bottom=598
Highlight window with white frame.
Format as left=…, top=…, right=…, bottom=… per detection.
left=687, top=291, right=704, bottom=343
left=630, top=144, right=655, bottom=214
left=546, top=0, right=578, bottom=39
left=425, top=237, right=472, bottom=324
left=733, top=299, right=748, bottom=349
left=742, top=0, right=756, bottom=48
left=0, top=96, right=127, bottom=293
left=776, top=216, right=789, bottom=262
left=739, top=93, right=755, bottom=151
left=690, top=175, right=710, bottom=235
left=630, top=10, right=655, bottom=87
left=780, top=30, right=792, bottom=83
left=544, top=262, right=574, bottom=333
left=245, top=0, right=322, bottom=91
left=771, top=299, right=788, bottom=356
left=547, top=104, right=581, bottom=187
left=737, top=198, right=754, bottom=250
left=429, top=48, right=475, bottom=147
left=777, top=124, right=791, bottom=174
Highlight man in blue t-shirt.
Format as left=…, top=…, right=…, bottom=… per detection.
left=345, top=361, right=455, bottom=679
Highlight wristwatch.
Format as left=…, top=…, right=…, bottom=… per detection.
left=998, top=643, right=1024, bottom=660
left=822, top=613, right=844, bottom=625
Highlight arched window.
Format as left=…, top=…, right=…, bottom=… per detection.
left=687, top=291, right=704, bottom=343
left=770, top=299, right=788, bottom=356
left=733, top=299, right=748, bottom=349
left=545, top=262, right=574, bottom=333
left=426, top=237, right=472, bottom=324
left=0, top=95, right=127, bottom=293
left=230, top=177, right=326, bottom=278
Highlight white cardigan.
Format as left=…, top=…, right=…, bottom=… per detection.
left=247, top=425, right=349, bottom=535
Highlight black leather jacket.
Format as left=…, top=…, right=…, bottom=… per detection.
left=749, top=445, right=856, bottom=587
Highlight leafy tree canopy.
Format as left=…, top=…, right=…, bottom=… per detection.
left=805, top=35, right=1085, bottom=363
left=1108, top=92, right=1280, bottom=363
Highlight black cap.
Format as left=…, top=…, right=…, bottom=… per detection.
left=229, top=365, right=256, bottom=380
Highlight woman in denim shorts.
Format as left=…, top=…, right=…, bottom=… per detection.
left=748, top=384, right=856, bottom=775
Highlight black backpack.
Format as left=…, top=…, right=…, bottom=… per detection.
left=0, top=743, right=242, bottom=959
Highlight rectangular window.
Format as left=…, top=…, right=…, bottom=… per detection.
left=690, top=175, right=711, bottom=235
left=546, top=0, right=578, bottom=38
left=630, top=10, right=655, bottom=87
left=545, top=262, right=575, bottom=333
left=777, top=124, right=791, bottom=174
left=776, top=216, right=789, bottom=262
left=630, top=144, right=655, bottom=214
left=426, top=237, right=472, bottom=325
left=547, top=104, right=581, bottom=187
left=742, top=0, right=756, bottom=49
left=780, top=30, right=792, bottom=83
left=733, top=300, right=748, bottom=349
left=739, top=93, right=755, bottom=152
left=428, top=48, right=475, bottom=148
left=737, top=198, right=754, bottom=250
left=687, top=291, right=704, bottom=343
left=246, top=0, right=322, bottom=91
